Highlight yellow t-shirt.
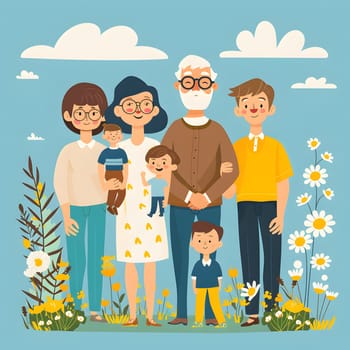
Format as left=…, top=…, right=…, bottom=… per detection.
left=233, top=135, right=293, bottom=202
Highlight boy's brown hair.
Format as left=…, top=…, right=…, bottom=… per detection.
left=192, top=221, right=224, bottom=241
left=229, top=78, right=274, bottom=109
left=145, top=145, right=180, bottom=165
left=62, top=82, right=108, bottom=135
left=103, top=123, right=121, bottom=132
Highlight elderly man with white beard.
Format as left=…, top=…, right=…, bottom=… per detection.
left=162, top=55, right=239, bottom=326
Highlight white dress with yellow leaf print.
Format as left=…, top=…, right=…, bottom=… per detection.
left=116, top=137, right=168, bottom=263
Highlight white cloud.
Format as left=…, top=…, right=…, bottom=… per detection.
left=291, top=77, right=337, bottom=89
left=21, top=23, right=168, bottom=61
left=27, top=132, right=45, bottom=141
left=220, top=21, right=328, bottom=58
left=16, top=70, right=39, bottom=79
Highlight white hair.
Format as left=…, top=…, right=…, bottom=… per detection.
left=175, top=54, right=218, bottom=80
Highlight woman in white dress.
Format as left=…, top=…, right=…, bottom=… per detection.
left=104, top=76, right=168, bottom=326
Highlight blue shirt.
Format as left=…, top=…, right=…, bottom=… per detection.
left=191, top=259, right=222, bottom=288
left=148, top=178, right=168, bottom=197
left=98, top=147, right=128, bottom=171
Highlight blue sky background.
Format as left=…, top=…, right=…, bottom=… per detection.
left=1, top=0, right=349, bottom=348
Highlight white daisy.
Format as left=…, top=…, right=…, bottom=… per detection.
left=296, top=193, right=312, bottom=207
left=288, top=268, right=304, bottom=281
left=323, top=188, right=334, bottom=200
left=305, top=320, right=311, bottom=326
left=307, top=138, right=321, bottom=150
left=296, top=320, right=302, bottom=325
left=24, top=268, right=35, bottom=278
left=313, top=282, right=328, bottom=294
left=293, top=260, right=303, bottom=269
left=275, top=310, right=283, bottom=318
left=54, top=315, right=61, bottom=321
left=326, top=291, right=339, bottom=301
left=46, top=320, right=52, bottom=326
left=77, top=316, right=85, bottom=322
left=265, top=315, right=272, bottom=322
left=38, top=320, right=44, bottom=326
left=310, top=253, right=332, bottom=270
left=321, top=274, right=328, bottom=281
left=321, top=152, right=334, bottom=163
left=303, top=165, right=328, bottom=188
left=288, top=230, right=313, bottom=253
left=26, top=251, right=50, bottom=274
left=65, top=311, right=73, bottom=318
left=241, top=280, right=260, bottom=301
left=288, top=315, right=293, bottom=320
left=304, top=210, right=336, bottom=238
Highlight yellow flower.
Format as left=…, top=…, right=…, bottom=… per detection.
left=55, top=273, right=69, bottom=281
left=101, top=299, right=110, bottom=307
left=240, top=299, right=249, bottom=306
left=59, top=284, right=69, bottom=292
left=165, top=302, right=173, bottom=309
left=224, top=285, right=233, bottom=293
left=264, top=290, right=272, bottom=299
left=65, top=294, right=74, bottom=303
left=162, top=288, right=170, bottom=298
left=326, top=291, right=339, bottom=301
left=77, top=290, right=85, bottom=300
left=261, top=301, right=268, bottom=309
left=275, top=293, right=283, bottom=303
left=44, top=297, right=64, bottom=313
left=81, top=303, right=88, bottom=309
left=136, top=296, right=141, bottom=304
left=101, top=258, right=116, bottom=277
left=283, top=299, right=304, bottom=314
left=313, top=282, right=328, bottom=295
left=101, top=256, right=115, bottom=262
left=222, top=299, right=231, bottom=307
left=228, top=268, right=239, bottom=278
left=236, top=283, right=244, bottom=290
left=232, top=297, right=238, bottom=304
left=29, top=303, right=45, bottom=315
left=226, top=312, right=231, bottom=319
left=157, top=299, right=163, bottom=305
left=170, top=312, right=177, bottom=318
left=304, top=307, right=311, bottom=313
left=23, top=238, right=31, bottom=249
left=112, top=282, right=121, bottom=292
left=58, top=261, right=69, bottom=268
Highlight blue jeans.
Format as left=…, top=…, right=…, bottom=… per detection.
left=66, top=203, right=106, bottom=311
left=237, top=201, right=281, bottom=315
left=148, top=196, right=164, bottom=216
left=170, top=205, right=221, bottom=320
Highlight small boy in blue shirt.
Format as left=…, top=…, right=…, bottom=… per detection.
left=98, top=124, right=128, bottom=215
left=190, top=221, right=226, bottom=328
left=141, top=145, right=180, bottom=217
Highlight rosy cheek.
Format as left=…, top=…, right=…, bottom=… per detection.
left=241, top=109, right=247, bottom=114
left=74, top=121, right=81, bottom=125
left=126, top=108, right=133, bottom=113
left=92, top=120, right=99, bottom=124
left=144, top=108, right=151, bottom=113
left=260, top=108, right=265, bottom=113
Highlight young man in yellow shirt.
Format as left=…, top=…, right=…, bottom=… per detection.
left=224, top=78, right=293, bottom=327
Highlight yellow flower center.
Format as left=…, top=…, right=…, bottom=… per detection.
left=248, top=287, right=256, bottom=297
left=310, top=171, right=321, bottom=181
left=295, top=237, right=306, bottom=247
left=314, top=288, right=325, bottom=295
left=311, top=141, right=318, bottom=147
left=316, top=258, right=326, bottom=266
left=325, top=190, right=331, bottom=196
left=301, top=197, right=308, bottom=203
left=292, top=275, right=302, bottom=281
left=313, top=218, right=326, bottom=230
left=34, top=258, right=43, bottom=267
left=326, top=295, right=336, bottom=301
left=324, top=154, right=330, bottom=159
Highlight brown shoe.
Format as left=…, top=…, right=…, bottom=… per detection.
left=122, top=318, right=138, bottom=327
left=241, top=316, right=259, bottom=327
left=146, top=319, right=161, bottom=327
left=168, top=317, right=188, bottom=325
left=90, top=313, right=106, bottom=322
left=205, top=318, right=218, bottom=326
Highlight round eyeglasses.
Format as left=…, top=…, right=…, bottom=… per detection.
left=178, top=76, right=214, bottom=90
left=120, top=99, right=154, bottom=114
left=73, top=108, right=102, bottom=121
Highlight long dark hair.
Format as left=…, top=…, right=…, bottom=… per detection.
left=105, top=76, right=168, bottom=134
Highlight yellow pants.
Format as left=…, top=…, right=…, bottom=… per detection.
left=195, top=287, right=225, bottom=324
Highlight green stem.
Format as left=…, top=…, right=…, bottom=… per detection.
left=304, top=250, right=308, bottom=305
left=316, top=294, right=320, bottom=320
left=321, top=300, right=331, bottom=320
left=319, top=294, right=327, bottom=320
left=109, top=277, right=114, bottom=314
left=297, top=282, right=303, bottom=303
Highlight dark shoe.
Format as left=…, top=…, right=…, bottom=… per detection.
left=113, top=206, right=118, bottom=215
left=241, top=316, right=259, bottom=327
left=168, top=317, right=188, bottom=325
left=122, top=318, right=138, bottom=327
left=146, top=319, right=161, bottom=327
left=206, top=318, right=218, bottom=326
left=107, top=206, right=115, bottom=215
left=147, top=213, right=154, bottom=218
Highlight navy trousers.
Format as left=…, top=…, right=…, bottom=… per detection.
left=148, top=196, right=164, bottom=216
left=170, top=205, right=221, bottom=320
left=237, top=201, right=281, bottom=315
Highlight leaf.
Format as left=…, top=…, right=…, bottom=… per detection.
left=23, top=182, right=37, bottom=192
left=119, top=293, right=125, bottom=304
left=48, top=248, right=63, bottom=257
left=24, top=194, right=40, bottom=208
left=22, top=290, right=43, bottom=304
left=23, top=168, right=32, bottom=180
left=21, top=316, right=30, bottom=329
left=42, top=192, right=54, bottom=211
left=38, top=182, right=46, bottom=200
left=35, top=166, right=40, bottom=186
left=28, top=157, right=33, bottom=176
left=122, top=305, right=129, bottom=315
left=43, top=207, right=59, bottom=225
left=113, top=301, right=122, bottom=312
left=44, top=222, right=61, bottom=239
left=28, top=207, right=41, bottom=222
left=45, top=235, right=60, bottom=248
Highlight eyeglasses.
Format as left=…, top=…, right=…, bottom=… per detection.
left=120, top=99, right=154, bottom=114
left=178, top=76, right=214, bottom=90
left=73, top=108, right=102, bottom=121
